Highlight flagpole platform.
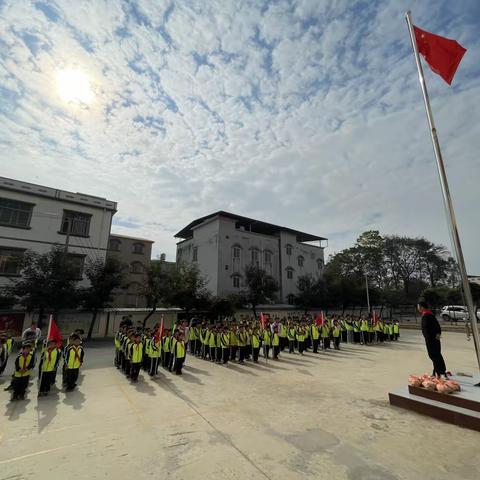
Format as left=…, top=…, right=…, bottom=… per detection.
left=389, top=375, right=480, bottom=432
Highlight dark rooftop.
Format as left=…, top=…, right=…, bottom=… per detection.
left=174, top=211, right=326, bottom=243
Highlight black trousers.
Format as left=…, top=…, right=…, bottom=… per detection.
left=312, top=338, right=319, bottom=353
left=298, top=341, right=305, bottom=354
left=39, top=371, right=55, bottom=393
left=334, top=337, right=341, bottom=350
left=230, top=346, right=238, bottom=361
left=280, top=336, right=287, bottom=351
left=353, top=332, right=360, bottom=343
left=264, top=345, right=270, bottom=358
left=425, top=338, right=447, bottom=376
left=162, top=352, right=170, bottom=369
left=115, top=349, right=120, bottom=368
left=130, top=362, right=141, bottom=381
left=65, top=368, right=79, bottom=390
left=216, top=347, right=222, bottom=363
left=149, top=357, right=160, bottom=376
left=125, top=360, right=131, bottom=377
left=222, top=348, right=230, bottom=364
left=12, top=376, right=29, bottom=396
left=273, top=345, right=280, bottom=359
left=322, top=338, right=330, bottom=350
left=174, top=357, right=185, bottom=374
left=209, top=346, right=216, bottom=361
left=341, top=331, right=348, bottom=342
left=288, top=339, right=295, bottom=353
left=252, top=347, right=259, bottom=362
left=238, top=346, right=246, bottom=363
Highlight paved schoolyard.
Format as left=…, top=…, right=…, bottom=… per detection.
left=0, top=330, right=479, bottom=480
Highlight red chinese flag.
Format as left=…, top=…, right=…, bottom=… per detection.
left=259, top=312, right=267, bottom=329
left=155, top=315, right=165, bottom=343
left=49, top=317, right=62, bottom=348
left=315, top=312, right=324, bottom=327
left=414, top=26, right=466, bottom=85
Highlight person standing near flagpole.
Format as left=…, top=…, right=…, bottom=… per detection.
left=405, top=11, right=480, bottom=374
left=38, top=339, right=61, bottom=396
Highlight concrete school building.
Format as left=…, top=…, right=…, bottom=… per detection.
left=175, top=211, right=327, bottom=304
left=0, top=175, right=117, bottom=289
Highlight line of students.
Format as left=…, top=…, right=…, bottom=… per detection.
left=112, top=315, right=401, bottom=381
left=1, top=333, right=85, bottom=401
left=114, top=322, right=187, bottom=380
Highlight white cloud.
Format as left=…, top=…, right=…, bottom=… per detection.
left=0, top=0, right=479, bottom=272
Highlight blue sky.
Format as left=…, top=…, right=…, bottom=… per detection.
left=1, top=0, right=480, bottom=271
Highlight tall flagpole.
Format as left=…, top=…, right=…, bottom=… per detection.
left=406, top=11, right=480, bottom=376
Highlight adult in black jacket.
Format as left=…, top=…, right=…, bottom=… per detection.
left=418, top=300, right=447, bottom=378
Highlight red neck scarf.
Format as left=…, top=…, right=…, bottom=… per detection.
left=422, top=309, right=434, bottom=316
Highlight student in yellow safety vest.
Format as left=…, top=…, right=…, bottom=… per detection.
left=162, top=328, right=172, bottom=369
left=262, top=327, right=271, bottom=359
left=220, top=326, right=230, bottom=364
left=38, top=339, right=61, bottom=396
left=394, top=321, right=400, bottom=341
left=215, top=328, right=222, bottom=364
left=332, top=321, right=341, bottom=350
left=250, top=327, right=261, bottom=363
left=353, top=318, right=361, bottom=344
left=208, top=326, right=217, bottom=362
left=188, top=323, right=198, bottom=355
left=229, top=325, right=238, bottom=362
left=149, top=328, right=162, bottom=377
left=360, top=318, right=369, bottom=345
left=130, top=333, right=143, bottom=382
left=310, top=323, right=320, bottom=353
left=142, top=328, right=152, bottom=372
left=279, top=321, right=287, bottom=351
left=296, top=326, right=306, bottom=355
left=237, top=324, right=248, bottom=364
left=64, top=334, right=84, bottom=391
left=173, top=332, right=186, bottom=375
left=10, top=342, right=35, bottom=400
left=287, top=323, right=296, bottom=354
left=321, top=322, right=331, bottom=350
left=272, top=326, right=280, bottom=360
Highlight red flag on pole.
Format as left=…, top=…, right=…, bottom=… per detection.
left=259, top=312, right=267, bottom=329
left=155, top=315, right=165, bottom=343
left=413, top=26, right=466, bottom=85
left=48, top=315, right=62, bottom=348
left=315, top=311, right=324, bottom=327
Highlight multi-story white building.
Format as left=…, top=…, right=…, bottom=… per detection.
left=175, top=211, right=327, bottom=304
left=0, top=176, right=117, bottom=288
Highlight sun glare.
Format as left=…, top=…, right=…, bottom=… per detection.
left=56, top=68, right=94, bottom=104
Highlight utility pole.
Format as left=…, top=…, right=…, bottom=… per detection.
left=365, top=273, right=371, bottom=315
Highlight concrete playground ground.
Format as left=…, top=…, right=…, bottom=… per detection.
left=0, top=330, right=479, bottom=480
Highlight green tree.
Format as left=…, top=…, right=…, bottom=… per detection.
left=242, top=265, right=279, bottom=319
left=295, top=274, right=326, bottom=313
left=208, top=294, right=242, bottom=320
left=82, top=257, right=125, bottom=339
left=167, top=263, right=210, bottom=318
left=6, top=247, right=80, bottom=326
left=140, top=261, right=175, bottom=326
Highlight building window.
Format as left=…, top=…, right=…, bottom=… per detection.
left=233, top=275, right=241, bottom=288
left=264, top=250, right=272, bottom=264
left=109, top=239, right=121, bottom=251
left=317, top=258, right=324, bottom=270
left=60, top=210, right=91, bottom=237
left=133, top=242, right=145, bottom=254
left=131, top=261, right=144, bottom=274
left=286, top=267, right=294, bottom=280
left=286, top=244, right=292, bottom=256
left=298, top=255, right=304, bottom=267
left=193, top=247, right=198, bottom=262
left=251, top=248, right=259, bottom=265
left=287, top=294, right=296, bottom=305
left=0, top=247, right=25, bottom=275
left=66, top=254, right=85, bottom=279
left=0, top=198, right=33, bottom=228
left=233, top=246, right=241, bottom=259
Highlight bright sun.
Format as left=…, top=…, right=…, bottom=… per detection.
left=56, top=68, right=94, bottom=104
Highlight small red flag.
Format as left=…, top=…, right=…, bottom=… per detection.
left=48, top=316, right=62, bottom=348
left=155, top=315, right=165, bottom=343
left=414, top=25, right=466, bottom=85
left=259, top=312, right=267, bottom=329
left=315, top=312, right=324, bottom=327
